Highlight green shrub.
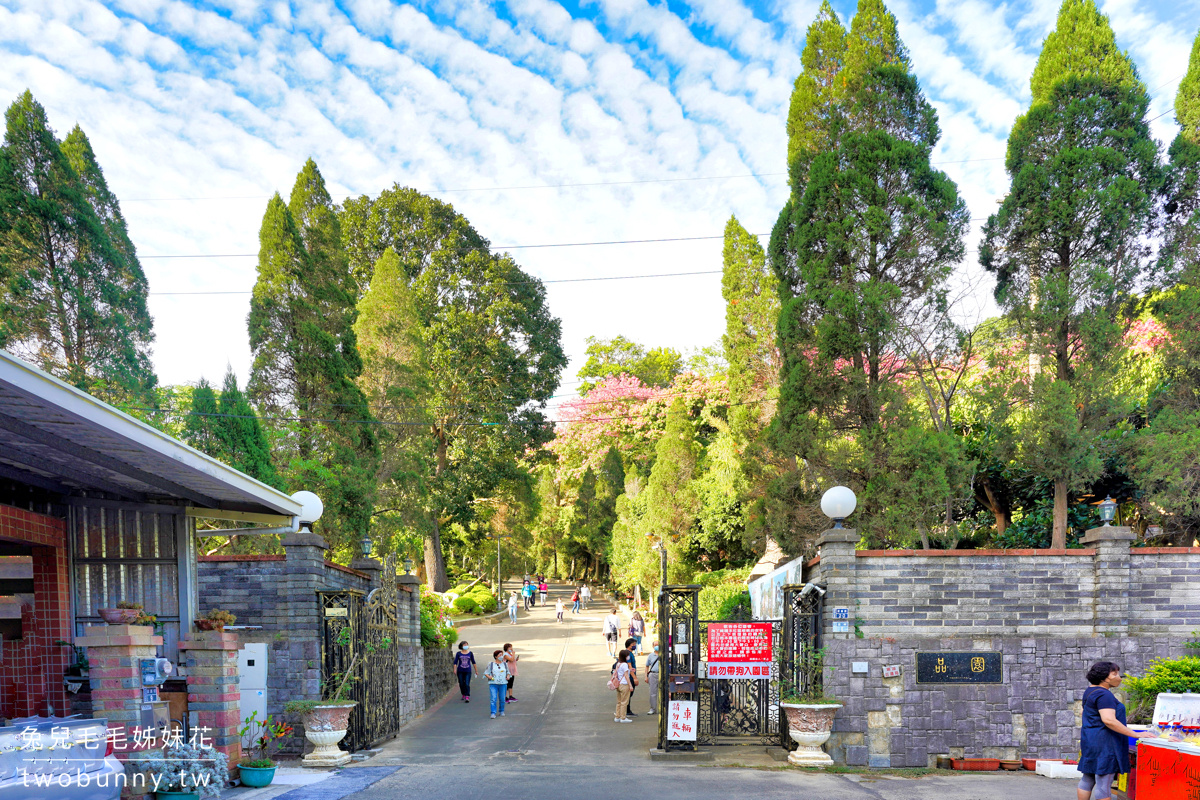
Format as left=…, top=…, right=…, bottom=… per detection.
left=1124, top=656, right=1200, bottom=723
left=419, top=588, right=456, bottom=648
left=471, top=593, right=498, bottom=613
left=715, top=592, right=752, bottom=621
left=698, top=583, right=750, bottom=620
left=450, top=583, right=471, bottom=596
left=453, top=596, right=478, bottom=614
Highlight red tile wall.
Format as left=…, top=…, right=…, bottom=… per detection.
left=0, top=504, right=70, bottom=719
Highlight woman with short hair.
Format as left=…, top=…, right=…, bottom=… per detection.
left=1076, top=660, right=1159, bottom=800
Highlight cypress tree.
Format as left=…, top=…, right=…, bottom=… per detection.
left=980, top=1, right=1160, bottom=548
left=184, top=379, right=223, bottom=458
left=641, top=399, right=701, bottom=581
left=0, top=91, right=155, bottom=402
left=786, top=1, right=847, bottom=188
left=248, top=162, right=378, bottom=558
left=217, top=368, right=284, bottom=491
left=770, top=0, right=968, bottom=546
left=1028, top=0, right=1143, bottom=105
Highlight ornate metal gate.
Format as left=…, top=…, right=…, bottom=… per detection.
left=318, top=555, right=400, bottom=752
left=658, top=582, right=823, bottom=750
left=696, top=616, right=783, bottom=745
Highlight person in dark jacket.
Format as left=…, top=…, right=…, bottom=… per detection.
left=1077, top=661, right=1159, bottom=800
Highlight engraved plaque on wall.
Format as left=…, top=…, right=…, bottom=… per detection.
left=915, top=652, right=1002, bottom=684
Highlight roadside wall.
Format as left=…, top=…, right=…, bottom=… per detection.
left=750, top=526, right=1200, bottom=767
left=196, top=539, right=447, bottom=752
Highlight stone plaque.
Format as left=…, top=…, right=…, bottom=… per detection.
left=915, top=652, right=1002, bottom=684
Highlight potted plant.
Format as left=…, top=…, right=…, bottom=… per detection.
left=195, top=609, right=236, bottom=631
left=129, top=741, right=229, bottom=799
left=284, top=650, right=360, bottom=767
left=237, top=711, right=293, bottom=787
left=779, top=647, right=842, bottom=766
left=98, top=600, right=142, bottom=625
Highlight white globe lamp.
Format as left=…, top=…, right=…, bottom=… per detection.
left=820, top=486, right=857, bottom=528
left=291, top=491, right=324, bottom=527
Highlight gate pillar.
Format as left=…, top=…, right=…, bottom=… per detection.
left=178, top=631, right=242, bottom=767
left=658, top=585, right=700, bottom=752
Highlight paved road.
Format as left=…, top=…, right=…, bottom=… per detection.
left=345, top=587, right=1074, bottom=800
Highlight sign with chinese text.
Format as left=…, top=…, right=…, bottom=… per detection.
left=706, top=622, right=773, bottom=663
left=833, top=607, right=849, bottom=619
left=1134, top=740, right=1200, bottom=800
left=667, top=700, right=698, bottom=741
left=915, top=652, right=1002, bottom=684
left=706, top=662, right=773, bottom=679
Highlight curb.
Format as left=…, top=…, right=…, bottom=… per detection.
left=453, top=607, right=511, bottom=628
left=648, top=748, right=715, bottom=762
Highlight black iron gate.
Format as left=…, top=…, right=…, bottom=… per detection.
left=318, top=555, right=400, bottom=752
left=658, top=581, right=823, bottom=750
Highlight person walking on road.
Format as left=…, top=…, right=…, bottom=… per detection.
left=507, top=591, right=519, bottom=624
left=555, top=597, right=565, bottom=622
left=646, top=640, right=661, bottom=715
left=453, top=641, right=479, bottom=703
left=523, top=580, right=535, bottom=610
left=581, top=584, right=591, bottom=609
left=571, top=587, right=581, bottom=615
left=613, top=649, right=636, bottom=723
left=503, top=643, right=520, bottom=703
left=629, top=611, right=645, bottom=654
left=484, top=649, right=510, bottom=719
left=603, top=608, right=622, bottom=658
left=539, top=580, right=549, bottom=605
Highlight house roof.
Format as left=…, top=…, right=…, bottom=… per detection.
left=0, top=350, right=301, bottom=517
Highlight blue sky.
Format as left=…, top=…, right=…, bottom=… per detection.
left=1, top=0, right=1197, bottom=402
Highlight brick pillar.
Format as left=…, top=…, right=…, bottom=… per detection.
left=75, top=623, right=163, bottom=788
left=1083, top=525, right=1134, bottom=635
left=398, top=574, right=420, bottom=646
left=178, top=631, right=241, bottom=766
left=816, top=527, right=860, bottom=640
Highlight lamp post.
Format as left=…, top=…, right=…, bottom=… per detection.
left=290, top=490, right=324, bottom=532
left=403, top=556, right=413, bottom=576
left=1098, top=496, right=1117, bottom=527
left=820, top=486, right=857, bottom=529
left=358, top=534, right=373, bottom=558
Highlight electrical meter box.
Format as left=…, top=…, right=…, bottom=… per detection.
left=139, top=700, right=170, bottom=732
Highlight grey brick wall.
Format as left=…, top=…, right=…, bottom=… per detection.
left=823, top=635, right=1187, bottom=768
left=195, top=543, right=447, bottom=753
left=787, top=529, right=1200, bottom=767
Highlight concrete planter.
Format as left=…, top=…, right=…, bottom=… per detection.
left=780, top=703, right=841, bottom=766
left=299, top=703, right=356, bottom=767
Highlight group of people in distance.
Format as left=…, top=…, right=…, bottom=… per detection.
left=452, top=640, right=521, bottom=718
left=505, top=579, right=591, bottom=624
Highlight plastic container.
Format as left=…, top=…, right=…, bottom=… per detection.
left=1024, top=757, right=1059, bottom=770
left=951, top=758, right=1000, bottom=771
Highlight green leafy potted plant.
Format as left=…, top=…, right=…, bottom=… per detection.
left=237, top=711, right=293, bottom=787
left=195, top=608, right=236, bottom=631
left=99, top=600, right=142, bottom=625
left=129, top=742, right=229, bottom=798
left=778, top=647, right=841, bottom=766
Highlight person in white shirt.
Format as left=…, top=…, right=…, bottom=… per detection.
left=602, top=608, right=622, bottom=657
left=555, top=597, right=565, bottom=623
left=507, top=591, right=519, bottom=625
left=581, top=584, right=591, bottom=609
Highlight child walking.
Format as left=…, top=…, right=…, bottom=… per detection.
left=484, top=649, right=510, bottom=718
left=555, top=597, right=565, bottom=622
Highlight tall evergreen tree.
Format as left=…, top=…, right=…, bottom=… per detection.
left=980, top=1, right=1160, bottom=549
left=216, top=368, right=284, bottom=490
left=770, top=0, right=968, bottom=546
left=340, top=186, right=565, bottom=590
left=785, top=1, right=847, bottom=189
left=641, top=399, right=701, bottom=582
left=183, top=379, right=223, bottom=457
left=0, top=91, right=155, bottom=402
left=248, top=162, right=378, bottom=558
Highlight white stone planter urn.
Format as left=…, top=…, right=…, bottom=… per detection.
left=299, top=702, right=356, bottom=767
left=780, top=702, right=841, bottom=766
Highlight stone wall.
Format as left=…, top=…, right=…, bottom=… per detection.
left=822, top=635, right=1187, bottom=768
left=423, top=646, right=453, bottom=709
left=783, top=525, right=1200, bottom=767
left=195, top=540, right=448, bottom=752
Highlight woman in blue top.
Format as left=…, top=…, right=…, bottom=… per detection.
left=453, top=641, right=479, bottom=703
left=1077, top=661, right=1159, bottom=800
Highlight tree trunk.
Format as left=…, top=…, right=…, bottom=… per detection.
left=424, top=516, right=450, bottom=592
left=917, top=519, right=930, bottom=550
left=1052, top=479, right=1068, bottom=550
